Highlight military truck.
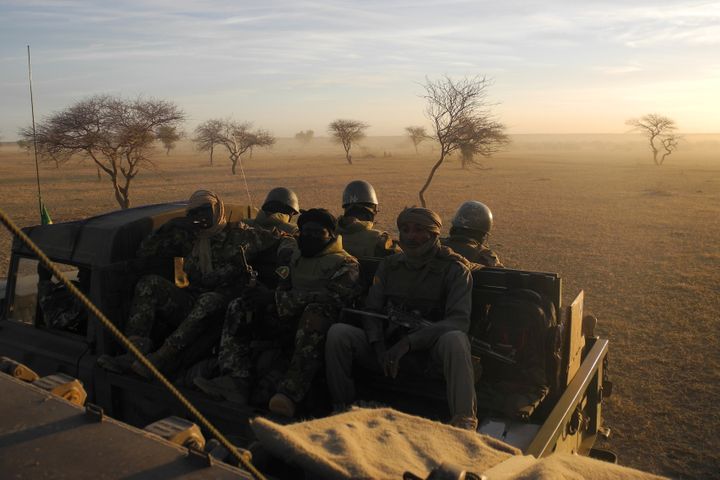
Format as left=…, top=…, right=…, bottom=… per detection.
left=0, top=202, right=612, bottom=476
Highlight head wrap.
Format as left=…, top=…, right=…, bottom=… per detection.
left=396, top=207, right=442, bottom=235
left=187, top=190, right=226, bottom=275
left=297, top=208, right=338, bottom=234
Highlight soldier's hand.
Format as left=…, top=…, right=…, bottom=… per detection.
left=382, top=337, right=410, bottom=379
left=371, top=341, right=386, bottom=370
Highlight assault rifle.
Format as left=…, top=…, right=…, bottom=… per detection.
left=343, top=307, right=516, bottom=365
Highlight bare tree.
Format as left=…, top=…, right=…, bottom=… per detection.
left=193, top=119, right=224, bottom=166
left=157, top=125, right=181, bottom=155
left=405, top=126, right=429, bottom=154
left=418, top=76, right=508, bottom=207
left=216, top=120, right=275, bottom=175
left=328, top=119, right=369, bottom=164
left=295, top=130, right=314, bottom=145
left=455, top=115, right=509, bottom=169
left=20, top=95, right=184, bottom=209
left=626, top=114, right=681, bottom=166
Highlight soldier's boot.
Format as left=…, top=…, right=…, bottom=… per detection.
left=131, top=343, right=180, bottom=380
left=268, top=393, right=296, bottom=418
left=97, top=336, right=153, bottom=373
left=194, top=375, right=249, bottom=404
left=450, top=414, right=478, bottom=431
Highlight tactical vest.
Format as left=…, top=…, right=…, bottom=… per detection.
left=340, top=228, right=384, bottom=258
left=246, top=211, right=298, bottom=235
left=381, top=251, right=458, bottom=322
left=290, top=238, right=352, bottom=293
left=441, top=236, right=501, bottom=267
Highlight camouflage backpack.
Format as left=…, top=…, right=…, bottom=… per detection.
left=477, top=288, right=561, bottom=420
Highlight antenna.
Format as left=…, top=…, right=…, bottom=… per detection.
left=27, top=45, right=43, bottom=218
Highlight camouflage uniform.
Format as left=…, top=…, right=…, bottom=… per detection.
left=441, top=235, right=503, bottom=268
left=37, top=280, right=86, bottom=333
left=336, top=216, right=400, bottom=258
left=245, top=210, right=298, bottom=236
left=126, top=221, right=284, bottom=354
left=218, top=238, right=361, bottom=403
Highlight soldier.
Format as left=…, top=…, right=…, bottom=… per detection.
left=97, top=190, right=285, bottom=378
left=336, top=180, right=400, bottom=258
left=245, top=187, right=300, bottom=235
left=36, top=264, right=88, bottom=333
left=195, top=209, right=361, bottom=416
left=441, top=201, right=503, bottom=267
left=325, top=207, right=479, bottom=430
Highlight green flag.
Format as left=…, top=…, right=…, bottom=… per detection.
left=40, top=202, right=52, bottom=225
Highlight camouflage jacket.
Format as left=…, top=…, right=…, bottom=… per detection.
left=37, top=280, right=86, bottom=332
left=336, top=216, right=401, bottom=258
left=137, top=221, right=284, bottom=291
left=441, top=235, right=503, bottom=268
left=275, top=237, right=361, bottom=318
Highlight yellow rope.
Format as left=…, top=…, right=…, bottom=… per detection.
left=0, top=207, right=266, bottom=480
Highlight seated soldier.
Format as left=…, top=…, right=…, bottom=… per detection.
left=325, top=207, right=479, bottom=430
left=336, top=180, right=400, bottom=258
left=441, top=201, right=503, bottom=268
left=245, top=187, right=300, bottom=235
left=98, top=190, right=285, bottom=377
left=36, top=264, right=89, bottom=333
left=195, top=209, right=361, bottom=416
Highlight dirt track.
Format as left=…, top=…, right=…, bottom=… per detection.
left=1, top=135, right=719, bottom=478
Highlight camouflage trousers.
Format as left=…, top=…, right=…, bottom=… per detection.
left=125, top=274, right=230, bottom=352
left=219, top=299, right=340, bottom=403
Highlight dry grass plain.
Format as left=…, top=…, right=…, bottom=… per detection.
left=1, top=134, right=719, bottom=478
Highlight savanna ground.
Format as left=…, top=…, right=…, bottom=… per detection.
left=1, top=134, right=719, bottom=479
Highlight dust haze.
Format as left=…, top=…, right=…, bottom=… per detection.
left=1, top=134, right=719, bottom=478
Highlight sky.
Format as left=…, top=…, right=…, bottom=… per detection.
left=1, top=0, right=719, bottom=139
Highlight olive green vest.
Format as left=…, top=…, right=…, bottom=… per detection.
left=290, top=237, right=352, bottom=293
left=246, top=210, right=298, bottom=235
left=382, top=250, right=457, bottom=321
left=441, top=236, right=501, bottom=267
left=340, top=227, right=384, bottom=258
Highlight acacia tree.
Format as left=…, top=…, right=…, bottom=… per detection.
left=216, top=120, right=275, bottom=175
left=418, top=76, right=508, bottom=207
left=193, top=119, right=224, bottom=166
left=295, top=130, right=314, bottom=145
left=626, top=114, right=681, bottom=166
left=20, top=95, right=184, bottom=209
left=405, top=126, right=429, bottom=154
left=157, top=125, right=181, bottom=155
left=328, top=119, right=368, bottom=164
left=456, top=115, right=508, bottom=169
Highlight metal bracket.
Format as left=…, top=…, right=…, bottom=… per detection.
left=85, top=402, right=104, bottom=422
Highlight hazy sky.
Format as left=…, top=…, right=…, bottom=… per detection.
left=1, top=0, right=718, bottom=138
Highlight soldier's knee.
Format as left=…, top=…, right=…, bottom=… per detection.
left=326, top=323, right=355, bottom=350
left=134, top=274, right=167, bottom=294
left=195, top=292, right=225, bottom=310
left=437, top=331, right=471, bottom=357
left=300, top=304, right=335, bottom=333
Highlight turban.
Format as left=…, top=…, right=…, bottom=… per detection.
left=298, top=208, right=338, bottom=234
left=396, top=207, right=442, bottom=235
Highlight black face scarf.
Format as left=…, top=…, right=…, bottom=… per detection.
left=298, top=235, right=333, bottom=257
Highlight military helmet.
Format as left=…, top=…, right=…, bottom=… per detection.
left=342, top=180, right=378, bottom=208
left=262, top=187, right=299, bottom=214
left=451, top=201, right=493, bottom=234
